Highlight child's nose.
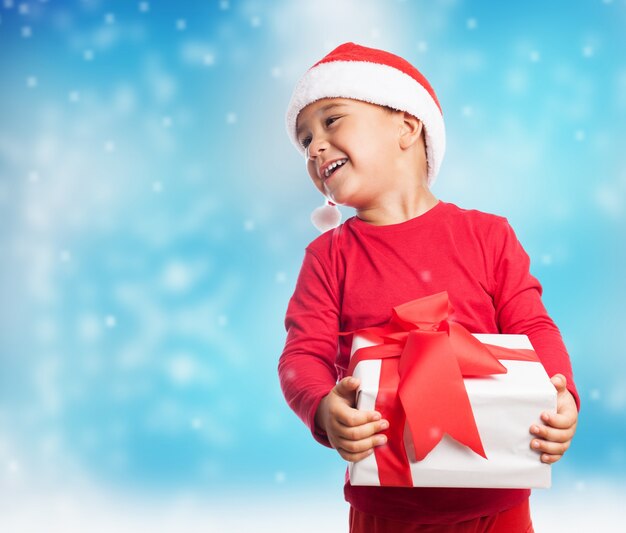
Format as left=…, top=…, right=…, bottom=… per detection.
left=306, top=136, right=328, bottom=160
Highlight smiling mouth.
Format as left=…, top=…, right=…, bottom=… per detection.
left=323, top=158, right=348, bottom=178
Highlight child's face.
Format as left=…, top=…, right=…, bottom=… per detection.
left=296, top=98, right=404, bottom=209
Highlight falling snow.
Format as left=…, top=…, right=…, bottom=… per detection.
left=0, top=1, right=625, bottom=531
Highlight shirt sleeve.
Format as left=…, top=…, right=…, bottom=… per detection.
left=278, top=247, right=341, bottom=447
left=491, top=218, right=580, bottom=410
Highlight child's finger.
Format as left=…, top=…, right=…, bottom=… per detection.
left=530, top=436, right=570, bottom=456
left=334, top=418, right=389, bottom=441
left=550, top=373, right=567, bottom=392
left=336, top=433, right=387, bottom=457
left=540, top=409, right=576, bottom=430
left=333, top=407, right=380, bottom=428
left=530, top=424, right=573, bottom=444
left=337, top=447, right=376, bottom=464
left=539, top=453, right=562, bottom=465
left=334, top=376, right=361, bottom=398
left=332, top=404, right=380, bottom=427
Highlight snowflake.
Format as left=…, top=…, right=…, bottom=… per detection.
left=83, top=49, right=94, bottom=61
left=168, top=354, right=196, bottom=385
left=21, top=25, right=31, bottom=38
left=467, top=18, right=478, bottom=30
left=176, top=18, right=186, bottom=31
left=104, top=13, right=115, bottom=24
left=26, top=75, right=37, bottom=88
left=462, top=105, right=473, bottom=117
left=161, top=261, right=192, bottom=292
left=416, top=41, right=428, bottom=53
left=138, top=1, right=149, bottom=13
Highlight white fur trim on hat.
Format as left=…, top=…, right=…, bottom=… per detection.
left=286, top=59, right=445, bottom=185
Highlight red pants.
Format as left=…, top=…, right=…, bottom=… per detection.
left=349, top=498, right=534, bottom=533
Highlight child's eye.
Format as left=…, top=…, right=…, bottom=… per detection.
left=325, top=116, right=340, bottom=127
left=300, top=136, right=311, bottom=149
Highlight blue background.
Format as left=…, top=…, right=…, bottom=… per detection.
left=1, top=0, right=625, bottom=530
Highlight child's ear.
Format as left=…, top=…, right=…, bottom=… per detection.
left=398, top=113, right=423, bottom=150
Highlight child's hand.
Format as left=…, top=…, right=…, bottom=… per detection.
left=315, top=376, right=389, bottom=462
left=529, top=374, right=578, bottom=464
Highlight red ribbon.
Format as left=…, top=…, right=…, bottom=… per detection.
left=344, top=291, right=538, bottom=486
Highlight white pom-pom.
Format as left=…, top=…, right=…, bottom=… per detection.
left=310, top=202, right=341, bottom=233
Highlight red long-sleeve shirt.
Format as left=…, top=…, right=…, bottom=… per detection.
left=279, top=200, right=579, bottom=524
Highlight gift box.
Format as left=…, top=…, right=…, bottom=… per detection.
left=346, top=292, right=557, bottom=489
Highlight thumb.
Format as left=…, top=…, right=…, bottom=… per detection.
left=334, top=376, right=360, bottom=399
left=551, top=374, right=567, bottom=392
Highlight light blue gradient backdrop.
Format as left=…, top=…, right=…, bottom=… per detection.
left=1, top=0, right=625, bottom=528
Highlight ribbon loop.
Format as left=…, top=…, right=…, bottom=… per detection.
left=346, top=291, right=510, bottom=467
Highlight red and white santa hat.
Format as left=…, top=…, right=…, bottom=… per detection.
left=285, top=42, right=446, bottom=186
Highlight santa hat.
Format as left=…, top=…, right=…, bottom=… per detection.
left=286, top=42, right=446, bottom=187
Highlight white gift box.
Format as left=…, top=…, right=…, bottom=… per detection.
left=348, top=334, right=556, bottom=488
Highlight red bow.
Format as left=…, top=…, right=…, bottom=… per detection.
left=344, top=292, right=515, bottom=485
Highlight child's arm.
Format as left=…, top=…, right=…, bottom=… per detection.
left=315, top=376, right=389, bottom=462
left=529, top=374, right=578, bottom=464
left=491, top=218, right=580, bottom=410
left=489, top=217, right=580, bottom=463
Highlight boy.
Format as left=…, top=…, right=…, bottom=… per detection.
left=278, top=42, right=579, bottom=532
